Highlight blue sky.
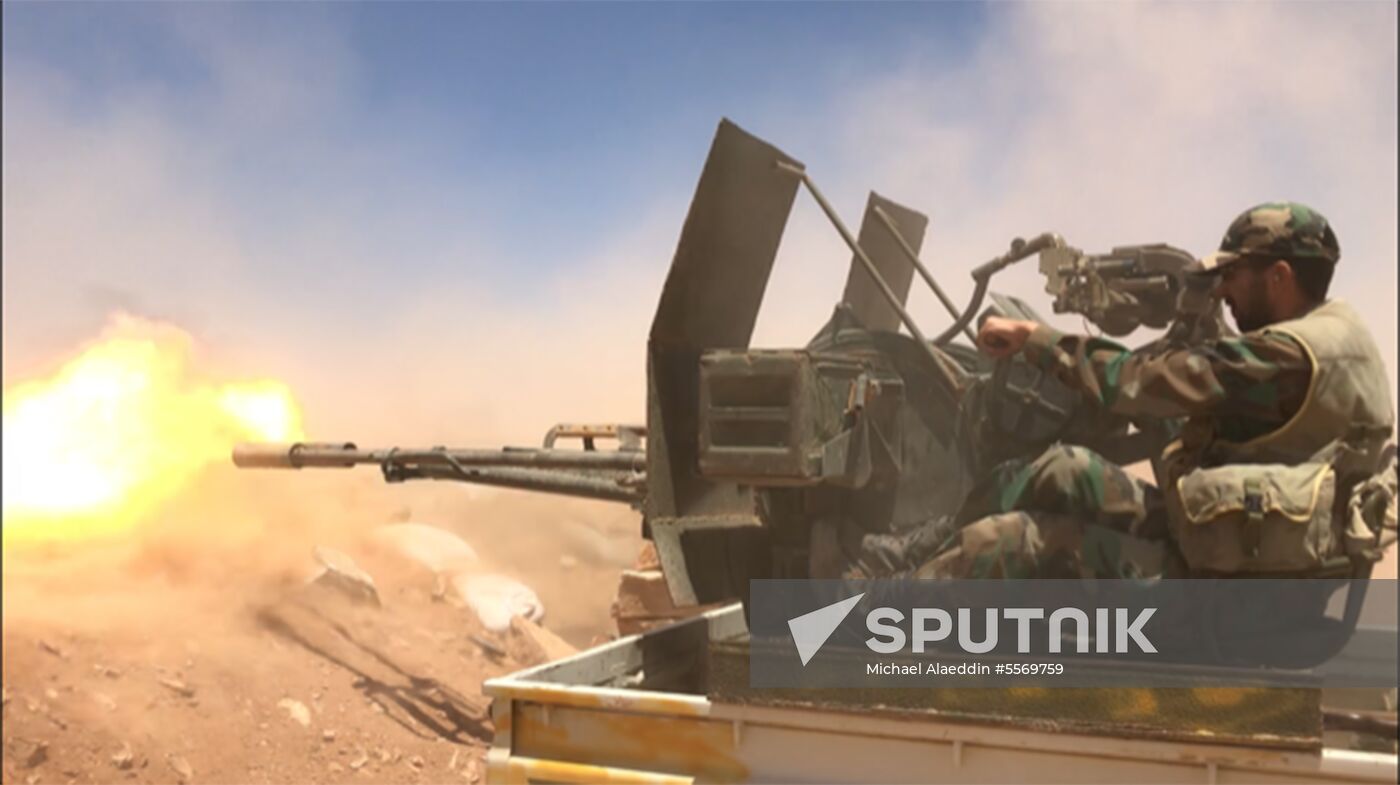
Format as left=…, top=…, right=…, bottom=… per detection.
left=4, top=2, right=1396, bottom=448
left=3, top=2, right=985, bottom=285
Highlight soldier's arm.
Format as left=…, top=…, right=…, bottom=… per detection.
left=1019, top=325, right=1312, bottom=421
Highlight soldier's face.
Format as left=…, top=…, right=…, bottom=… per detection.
left=1214, top=261, right=1275, bottom=332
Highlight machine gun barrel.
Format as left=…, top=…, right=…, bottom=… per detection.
left=232, top=441, right=646, bottom=504
left=233, top=442, right=645, bottom=471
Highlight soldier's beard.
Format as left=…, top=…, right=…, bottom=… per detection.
left=1230, top=287, right=1274, bottom=333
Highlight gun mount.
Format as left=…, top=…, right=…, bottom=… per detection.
left=233, top=118, right=1220, bottom=616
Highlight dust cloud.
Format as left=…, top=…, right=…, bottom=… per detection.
left=1, top=389, right=645, bottom=649
left=0, top=322, right=644, bottom=782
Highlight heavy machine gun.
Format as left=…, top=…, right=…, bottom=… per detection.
left=233, top=434, right=647, bottom=505
left=234, top=119, right=1226, bottom=613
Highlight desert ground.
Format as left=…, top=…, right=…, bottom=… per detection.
left=1, top=467, right=642, bottom=785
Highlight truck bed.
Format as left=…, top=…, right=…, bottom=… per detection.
left=483, top=604, right=1397, bottom=784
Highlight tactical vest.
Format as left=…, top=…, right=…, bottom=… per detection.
left=1164, top=299, right=1395, bottom=573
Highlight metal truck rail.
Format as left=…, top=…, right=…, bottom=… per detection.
left=483, top=604, right=1397, bottom=784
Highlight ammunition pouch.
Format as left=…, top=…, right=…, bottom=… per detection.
left=1172, top=462, right=1337, bottom=573
left=1343, top=448, right=1398, bottom=563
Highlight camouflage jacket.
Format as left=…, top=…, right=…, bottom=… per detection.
left=1021, top=325, right=1312, bottom=444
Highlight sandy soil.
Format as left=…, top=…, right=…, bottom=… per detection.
left=1, top=467, right=642, bottom=785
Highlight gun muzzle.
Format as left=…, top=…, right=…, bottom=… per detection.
left=232, top=444, right=299, bottom=468
left=232, top=442, right=359, bottom=469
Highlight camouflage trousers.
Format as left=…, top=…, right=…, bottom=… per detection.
left=915, top=445, right=1176, bottom=579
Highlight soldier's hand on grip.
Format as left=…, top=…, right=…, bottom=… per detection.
left=977, top=317, right=1036, bottom=359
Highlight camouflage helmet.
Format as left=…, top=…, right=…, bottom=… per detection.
left=1196, top=202, right=1340, bottom=275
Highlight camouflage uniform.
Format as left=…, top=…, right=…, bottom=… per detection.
left=917, top=445, right=1171, bottom=578
left=920, top=202, right=1386, bottom=579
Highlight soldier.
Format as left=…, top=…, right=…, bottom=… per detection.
left=916, top=202, right=1395, bottom=579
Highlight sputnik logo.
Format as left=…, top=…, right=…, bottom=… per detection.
left=785, top=590, right=1158, bottom=665
left=787, top=593, right=864, bottom=666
